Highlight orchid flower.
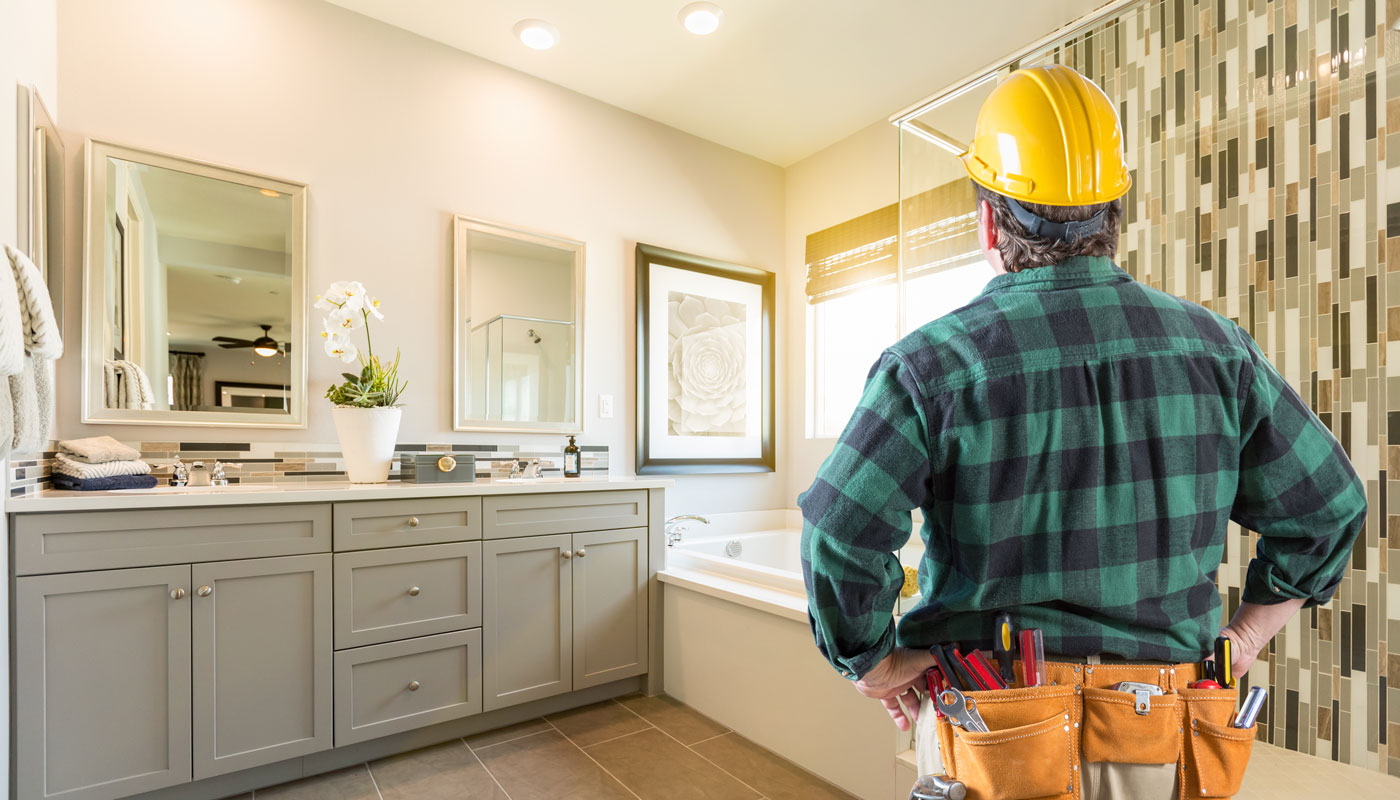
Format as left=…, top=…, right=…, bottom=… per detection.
left=323, top=337, right=358, bottom=363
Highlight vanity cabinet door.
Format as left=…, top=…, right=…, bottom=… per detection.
left=16, top=565, right=193, bottom=800
left=482, top=534, right=572, bottom=711
left=572, top=528, right=648, bottom=690
left=191, top=554, right=332, bottom=778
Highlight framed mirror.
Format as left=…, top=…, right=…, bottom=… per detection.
left=81, top=141, right=308, bottom=427
left=452, top=215, right=584, bottom=433
left=16, top=84, right=65, bottom=329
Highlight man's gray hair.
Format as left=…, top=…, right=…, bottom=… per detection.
left=974, top=183, right=1123, bottom=272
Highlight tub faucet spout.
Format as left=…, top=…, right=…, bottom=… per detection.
left=665, top=514, right=709, bottom=546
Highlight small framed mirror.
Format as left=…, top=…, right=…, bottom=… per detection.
left=81, top=141, right=308, bottom=427
left=453, top=215, right=584, bottom=433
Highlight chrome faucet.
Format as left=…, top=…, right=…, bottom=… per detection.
left=170, top=457, right=189, bottom=487
left=510, top=458, right=543, bottom=479
left=184, top=460, right=228, bottom=488
left=665, top=514, right=709, bottom=546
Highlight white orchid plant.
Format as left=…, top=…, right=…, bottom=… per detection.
left=314, top=281, right=406, bottom=408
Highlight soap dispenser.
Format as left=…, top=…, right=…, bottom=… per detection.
left=563, top=435, right=581, bottom=478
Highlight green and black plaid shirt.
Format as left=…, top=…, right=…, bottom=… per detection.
left=799, top=256, right=1366, bottom=680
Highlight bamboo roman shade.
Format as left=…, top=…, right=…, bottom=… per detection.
left=804, top=203, right=898, bottom=305
left=804, top=179, right=980, bottom=305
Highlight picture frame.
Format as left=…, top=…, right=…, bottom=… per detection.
left=636, top=243, right=774, bottom=474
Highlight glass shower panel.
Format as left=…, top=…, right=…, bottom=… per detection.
left=897, top=77, right=998, bottom=334
left=481, top=315, right=575, bottom=423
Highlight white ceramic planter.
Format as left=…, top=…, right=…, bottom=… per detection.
left=331, top=405, right=402, bottom=483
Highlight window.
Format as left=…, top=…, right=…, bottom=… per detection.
left=805, top=180, right=990, bottom=438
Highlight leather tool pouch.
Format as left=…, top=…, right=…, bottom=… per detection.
left=935, top=664, right=1255, bottom=800
left=936, top=685, right=1077, bottom=800
left=1179, top=686, right=1254, bottom=798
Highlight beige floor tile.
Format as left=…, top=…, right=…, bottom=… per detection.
left=369, top=741, right=507, bottom=800
left=587, top=728, right=758, bottom=800
left=616, top=694, right=729, bottom=745
left=474, top=730, right=634, bottom=800
left=546, top=700, right=652, bottom=747
left=692, top=733, right=857, bottom=800
left=256, top=766, right=379, bottom=800
left=465, top=718, right=553, bottom=749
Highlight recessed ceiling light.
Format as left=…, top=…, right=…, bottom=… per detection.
left=514, top=19, right=559, bottom=50
left=679, top=2, right=723, bottom=35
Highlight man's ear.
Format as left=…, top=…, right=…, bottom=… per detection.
left=977, top=199, right=998, bottom=253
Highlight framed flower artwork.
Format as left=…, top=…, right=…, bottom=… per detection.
left=636, top=243, right=775, bottom=474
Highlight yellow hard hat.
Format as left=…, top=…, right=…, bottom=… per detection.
left=961, top=65, right=1131, bottom=206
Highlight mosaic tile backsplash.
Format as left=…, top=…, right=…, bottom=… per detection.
left=8, top=440, right=609, bottom=496
left=1025, top=0, right=1396, bottom=777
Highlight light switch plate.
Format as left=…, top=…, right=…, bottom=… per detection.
left=599, top=394, right=614, bottom=418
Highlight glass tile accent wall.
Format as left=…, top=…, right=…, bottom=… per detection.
left=1016, top=0, right=1392, bottom=775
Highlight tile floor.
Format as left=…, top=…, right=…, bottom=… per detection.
left=229, top=694, right=857, bottom=800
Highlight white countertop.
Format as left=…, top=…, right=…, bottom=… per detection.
left=5, top=476, right=673, bottom=513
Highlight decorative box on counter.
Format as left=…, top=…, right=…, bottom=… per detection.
left=400, top=453, right=476, bottom=483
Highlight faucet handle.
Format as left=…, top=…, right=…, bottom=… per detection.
left=210, top=460, right=228, bottom=486
left=170, top=457, right=189, bottom=487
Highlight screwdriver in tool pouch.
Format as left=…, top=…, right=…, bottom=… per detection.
left=1214, top=636, right=1234, bottom=688
left=1019, top=629, right=1046, bottom=688
left=930, top=645, right=965, bottom=691
left=993, top=612, right=1016, bottom=684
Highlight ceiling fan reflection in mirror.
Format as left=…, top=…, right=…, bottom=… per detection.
left=212, top=324, right=288, bottom=358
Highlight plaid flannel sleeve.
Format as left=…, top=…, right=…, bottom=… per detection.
left=1231, top=327, right=1367, bottom=607
left=799, top=351, right=932, bottom=679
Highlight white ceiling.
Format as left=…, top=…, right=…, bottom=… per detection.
left=325, top=0, right=1107, bottom=166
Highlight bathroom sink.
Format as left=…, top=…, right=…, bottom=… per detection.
left=108, top=484, right=275, bottom=494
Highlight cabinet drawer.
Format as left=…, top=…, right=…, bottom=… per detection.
left=334, top=543, right=482, bottom=648
left=333, top=629, right=481, bottom=746
left=482, top=491, right=646, bottom=538
left=333, top=497, right=481, bottom=550
left=14, top=505, right=331, bottom=575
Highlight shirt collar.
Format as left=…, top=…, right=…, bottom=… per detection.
left=976, top=256, right=1131, bottom=298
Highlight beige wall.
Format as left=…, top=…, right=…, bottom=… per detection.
left=782, top=120, right=898, bottom=505
left=54, top=0, right=787, bottom=513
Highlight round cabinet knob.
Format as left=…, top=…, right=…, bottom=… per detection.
left=408, top=586, right=421, bottom=597
left=408, top=517, right=420, bottom=527
left=196, top=585, right=213, bottom=597
left=170, top=588, right=186, bottom=600
left=576, top=547, right=587, bottom=558
left=562, top=550, right=573, bottom=560
left=407, top=681, right=421, bottom=692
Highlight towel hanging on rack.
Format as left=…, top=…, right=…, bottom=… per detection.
left=3, top=242, right=63, bottom=455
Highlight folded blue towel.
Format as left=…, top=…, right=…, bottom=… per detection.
left=52, top=474, right=159, bottom=491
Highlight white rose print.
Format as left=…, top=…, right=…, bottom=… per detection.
left=668, top=292, right=747, bottom=436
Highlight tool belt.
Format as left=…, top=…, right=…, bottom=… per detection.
left=932, top=660, right=1255, bottom=800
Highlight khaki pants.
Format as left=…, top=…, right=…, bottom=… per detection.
left=1081, top=762, right=1178, bottom=800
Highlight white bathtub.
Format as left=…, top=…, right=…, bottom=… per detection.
left=658, top=510, right=916, bottom=800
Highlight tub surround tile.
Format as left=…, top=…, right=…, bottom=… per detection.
left=585, top=728, right=759, bottom=800
left=369, top=741, right=507, bottom=800
left=471, top=730, right=633, bottom=800
left=616, top=694, right=729, bottom=745
left=546, top=700, right=653, bottom=748
left=691, top=733, right=857, bottom=800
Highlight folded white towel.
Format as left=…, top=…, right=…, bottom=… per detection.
left=0, top=245, right=24, bottom=377
left=59, top=436, right=143, bottom=463
left=53, top=453, right=152, bottom=479
left=5, top=242, right=61, bottom=359
left=104, top=359, right=154, bottom=410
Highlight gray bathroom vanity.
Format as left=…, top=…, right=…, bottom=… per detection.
left=7, top=479, right=669, bottom=800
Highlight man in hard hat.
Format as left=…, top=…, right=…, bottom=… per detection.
left=799, top=65, right=1363, bottom=799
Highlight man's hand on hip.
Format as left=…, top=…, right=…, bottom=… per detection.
left=852, top=647, right=937, bottom=731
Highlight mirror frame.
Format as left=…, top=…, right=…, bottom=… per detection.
left=15, top=84, right=65, bottom=331
left=81, top=140, right=309, bottom=428
left=452, top=214, right=585, bottom=434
